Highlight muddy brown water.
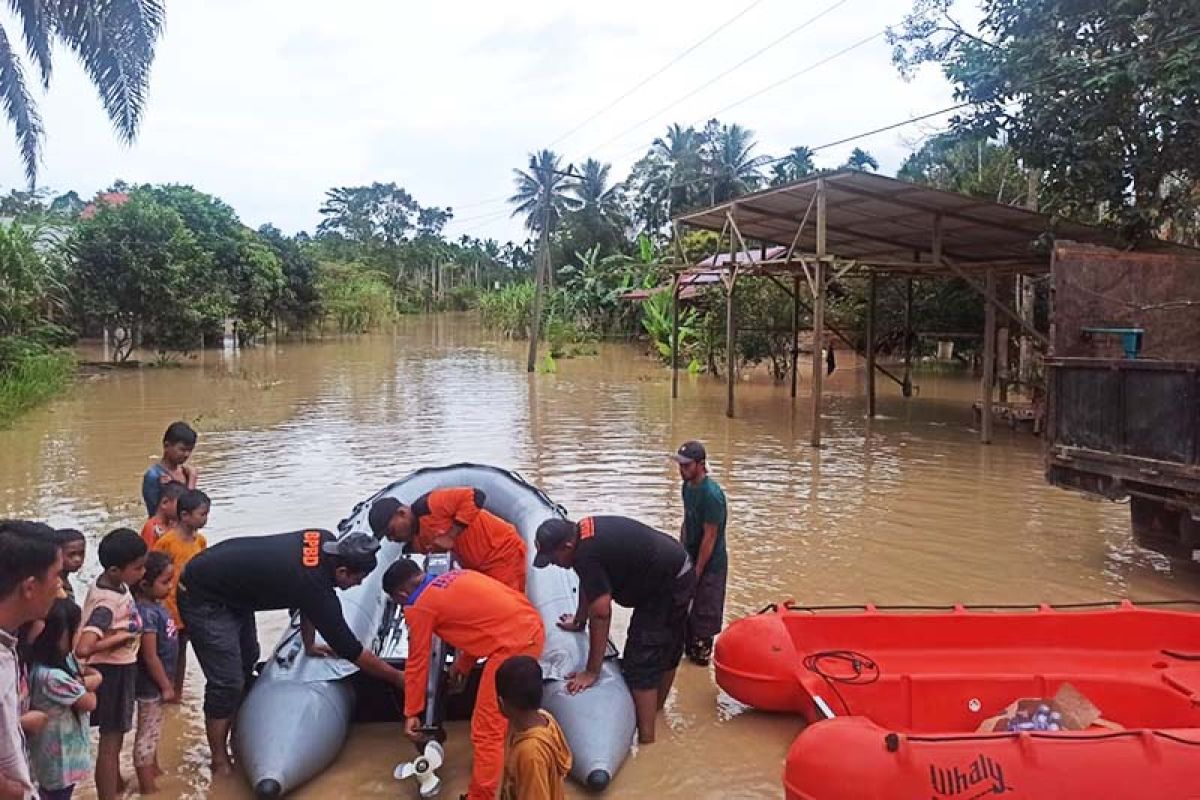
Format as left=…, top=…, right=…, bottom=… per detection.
left=3, top=313, right=1197, bottom=799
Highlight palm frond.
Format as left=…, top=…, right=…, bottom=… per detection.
left=50, top=0, right=165, bottom=142
left=0, top=25, right=44, bottom=187
left=10, top=0, right=52, bottom=88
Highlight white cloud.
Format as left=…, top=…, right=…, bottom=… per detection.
left=0, top=0, right=969, bottom=243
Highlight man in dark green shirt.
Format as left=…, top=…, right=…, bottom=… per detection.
left=671, top=440, right=728, bottom=666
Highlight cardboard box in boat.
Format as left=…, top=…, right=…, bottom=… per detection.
left=977, top=683, right=1124, bottom=733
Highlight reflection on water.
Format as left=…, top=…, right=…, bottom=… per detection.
left=3, top=313, right=1196, bottom=799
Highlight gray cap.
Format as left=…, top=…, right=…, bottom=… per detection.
left=669, top=440, right=707, bottom=464
left=322, top=531, right=381, bottom=563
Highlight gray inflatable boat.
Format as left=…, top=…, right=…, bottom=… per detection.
left=234, top=464, right=636, bottom=797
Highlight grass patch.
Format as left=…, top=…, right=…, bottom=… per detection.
left=0, top=349, right=75, bottom=428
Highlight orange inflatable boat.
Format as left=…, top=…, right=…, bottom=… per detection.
left=714, top=601, right=1200, bottom=799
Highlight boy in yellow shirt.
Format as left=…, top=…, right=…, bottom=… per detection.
left=496, top=655, right=572, bottom=800
left=153, top=488, right=209, bottom=701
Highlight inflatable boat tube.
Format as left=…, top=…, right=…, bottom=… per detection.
left=234, top=464, right=634, bottom=797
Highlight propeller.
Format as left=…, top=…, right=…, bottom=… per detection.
left=394, top=740, right=444, bottom=798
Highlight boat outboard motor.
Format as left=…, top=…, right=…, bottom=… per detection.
left=395, top=552, right=454, bottom=797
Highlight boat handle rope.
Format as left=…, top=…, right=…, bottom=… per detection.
left=1162, top=649, right=1200, bottom=661
left=886, top=728, right=1200, bottom=751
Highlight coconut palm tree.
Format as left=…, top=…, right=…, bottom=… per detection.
left=842, top=147, right=880, bottom=172
left=0, top=1, right=165, bottom=186
left=510, top=149, right=580, bottom=370
left=770, top=146, right=816, bottom=186
left=704, top=122, right=771, bottom=204
left=573, top=159, right=623, bottom=223
left=509, top=149, right=580, bottom=235
left=650, top=123, right=703, bottom=216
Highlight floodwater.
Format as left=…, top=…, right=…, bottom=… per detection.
left=3, top=312, right=1197, bottom=799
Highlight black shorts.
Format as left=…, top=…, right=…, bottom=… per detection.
left=621, top=567, right=697, bottom=690
left=686, top=564, right=727, bottom=642
left=179, top=588, right=259, bottom=719
left=91, top=662, right=137, bottom=734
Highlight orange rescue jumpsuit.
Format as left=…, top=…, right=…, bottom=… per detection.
left=403, top=570, right=545, bottom=800
left=411, top=487, right=528, bottom=593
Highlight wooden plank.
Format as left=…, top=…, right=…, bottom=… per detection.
left=670, top=274, right=680, bottom=399
left=726, top=236, right=737, bottom=419
left=982, top=268, right=997, bottom=444
left=811, top=179, right=827, bottom=447
left=791, top=274, right=800, bottom=399
left=866, top=270, right=877, bottom=418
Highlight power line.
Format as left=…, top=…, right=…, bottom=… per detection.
left=579, top=0, right=853, bottom=158
left=546, top=0, right=770, bottom=149
left=449, top=22, right=1200, bottom=238
left=607, top=27, right=885, bottom=163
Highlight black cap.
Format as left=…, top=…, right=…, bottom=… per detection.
left=322, top=531, right=381, bottom=571
left=669, top=440, right=706, bottom=464
left=367, top=497, right=401, bottom=537
left=533, top=518, right=577, bottom=568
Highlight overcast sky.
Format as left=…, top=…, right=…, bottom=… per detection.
left=1, top=0, right=974, bottom=243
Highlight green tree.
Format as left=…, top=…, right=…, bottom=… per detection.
left=650, top=124, right=704, bottom=217
left=72, top=195, right=218, bottom=362
left=889, top=0, right=1200, bottom=242
left=898, top=132, right=1029, bottom=204
left=841, top=147, right=879, bottom=172
left=0, top=2, right=164, bottom=185
left=258, top=225, right=323, bottom=332
left=508, top=150, right=580, bottom=234
left=701, top=120, right=770, bottom=204
left=137, top=184, right=284, bottom=344
left=316, top=261, right=394, bottom=333
left=770, top=147, right=816, bottom=186
left=49, top=190, right=85, bottom=219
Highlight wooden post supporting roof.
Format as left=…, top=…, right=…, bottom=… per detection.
left=866, top=270, right=877, bottom=418
left=791, top=274, right=800, bottom=399
left=725, top=227, right=738, bottom=419
left=982, top=269, right=997, bottom=444
left=670, top=273, right=680, bottom=399
left=810, top=179, right=827, bottom=447
left=903, top=276, right=914, bottom=398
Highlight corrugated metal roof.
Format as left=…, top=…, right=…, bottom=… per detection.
left=674, top=170, right=1140, bottom=275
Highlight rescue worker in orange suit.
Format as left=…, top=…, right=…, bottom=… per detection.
left=383, top=560, right=545, bottom=800
left=369, top=488, right=528, bottom=593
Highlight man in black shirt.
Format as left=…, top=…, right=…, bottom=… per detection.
left=533, top=515, right=695, bottom=744
left=179, top=530, right=403, bottom=775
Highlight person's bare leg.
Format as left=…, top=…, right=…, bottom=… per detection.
left=206, top=717, right=234, bottom=775
left=657, top=668, right=677, bottom=710
left=95, top=732, right=124, bottom=800
left=170, top=634, right=188, bottom=704
left=136, top=763, right=159, bottom=794
left=631, top=688, right=658, bottom=744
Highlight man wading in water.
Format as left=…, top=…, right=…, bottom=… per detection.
left=533, top=515, right=695, bottom=744
left=671, top=440, right=728, bottom=666
left=178, top=531, right=402, bottom=776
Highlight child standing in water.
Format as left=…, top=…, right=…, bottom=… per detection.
left=153, top=489, right=209, bottom=701
left=25, top=599, right=102, bottom=800
left=76, top=528, right=147, bottom=800
left=52, top=529, right=87, bottom=603
left=496, top=655, right=572, bottom=800
left=141, top=421, right=198, bottom=517
left=140, top=482, right=186, bottom=550
left=133, top=553, right=178, bottom=794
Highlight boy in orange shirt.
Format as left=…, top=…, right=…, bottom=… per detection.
left=383, top=560, right=543, bottom=800
left=369, top=487, right=528, bottom=592
left=153, top=488, right=209, bottom=701
left=497, top=655, right=572, bottom=800
left=140, top=481, right=186, bottom=550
